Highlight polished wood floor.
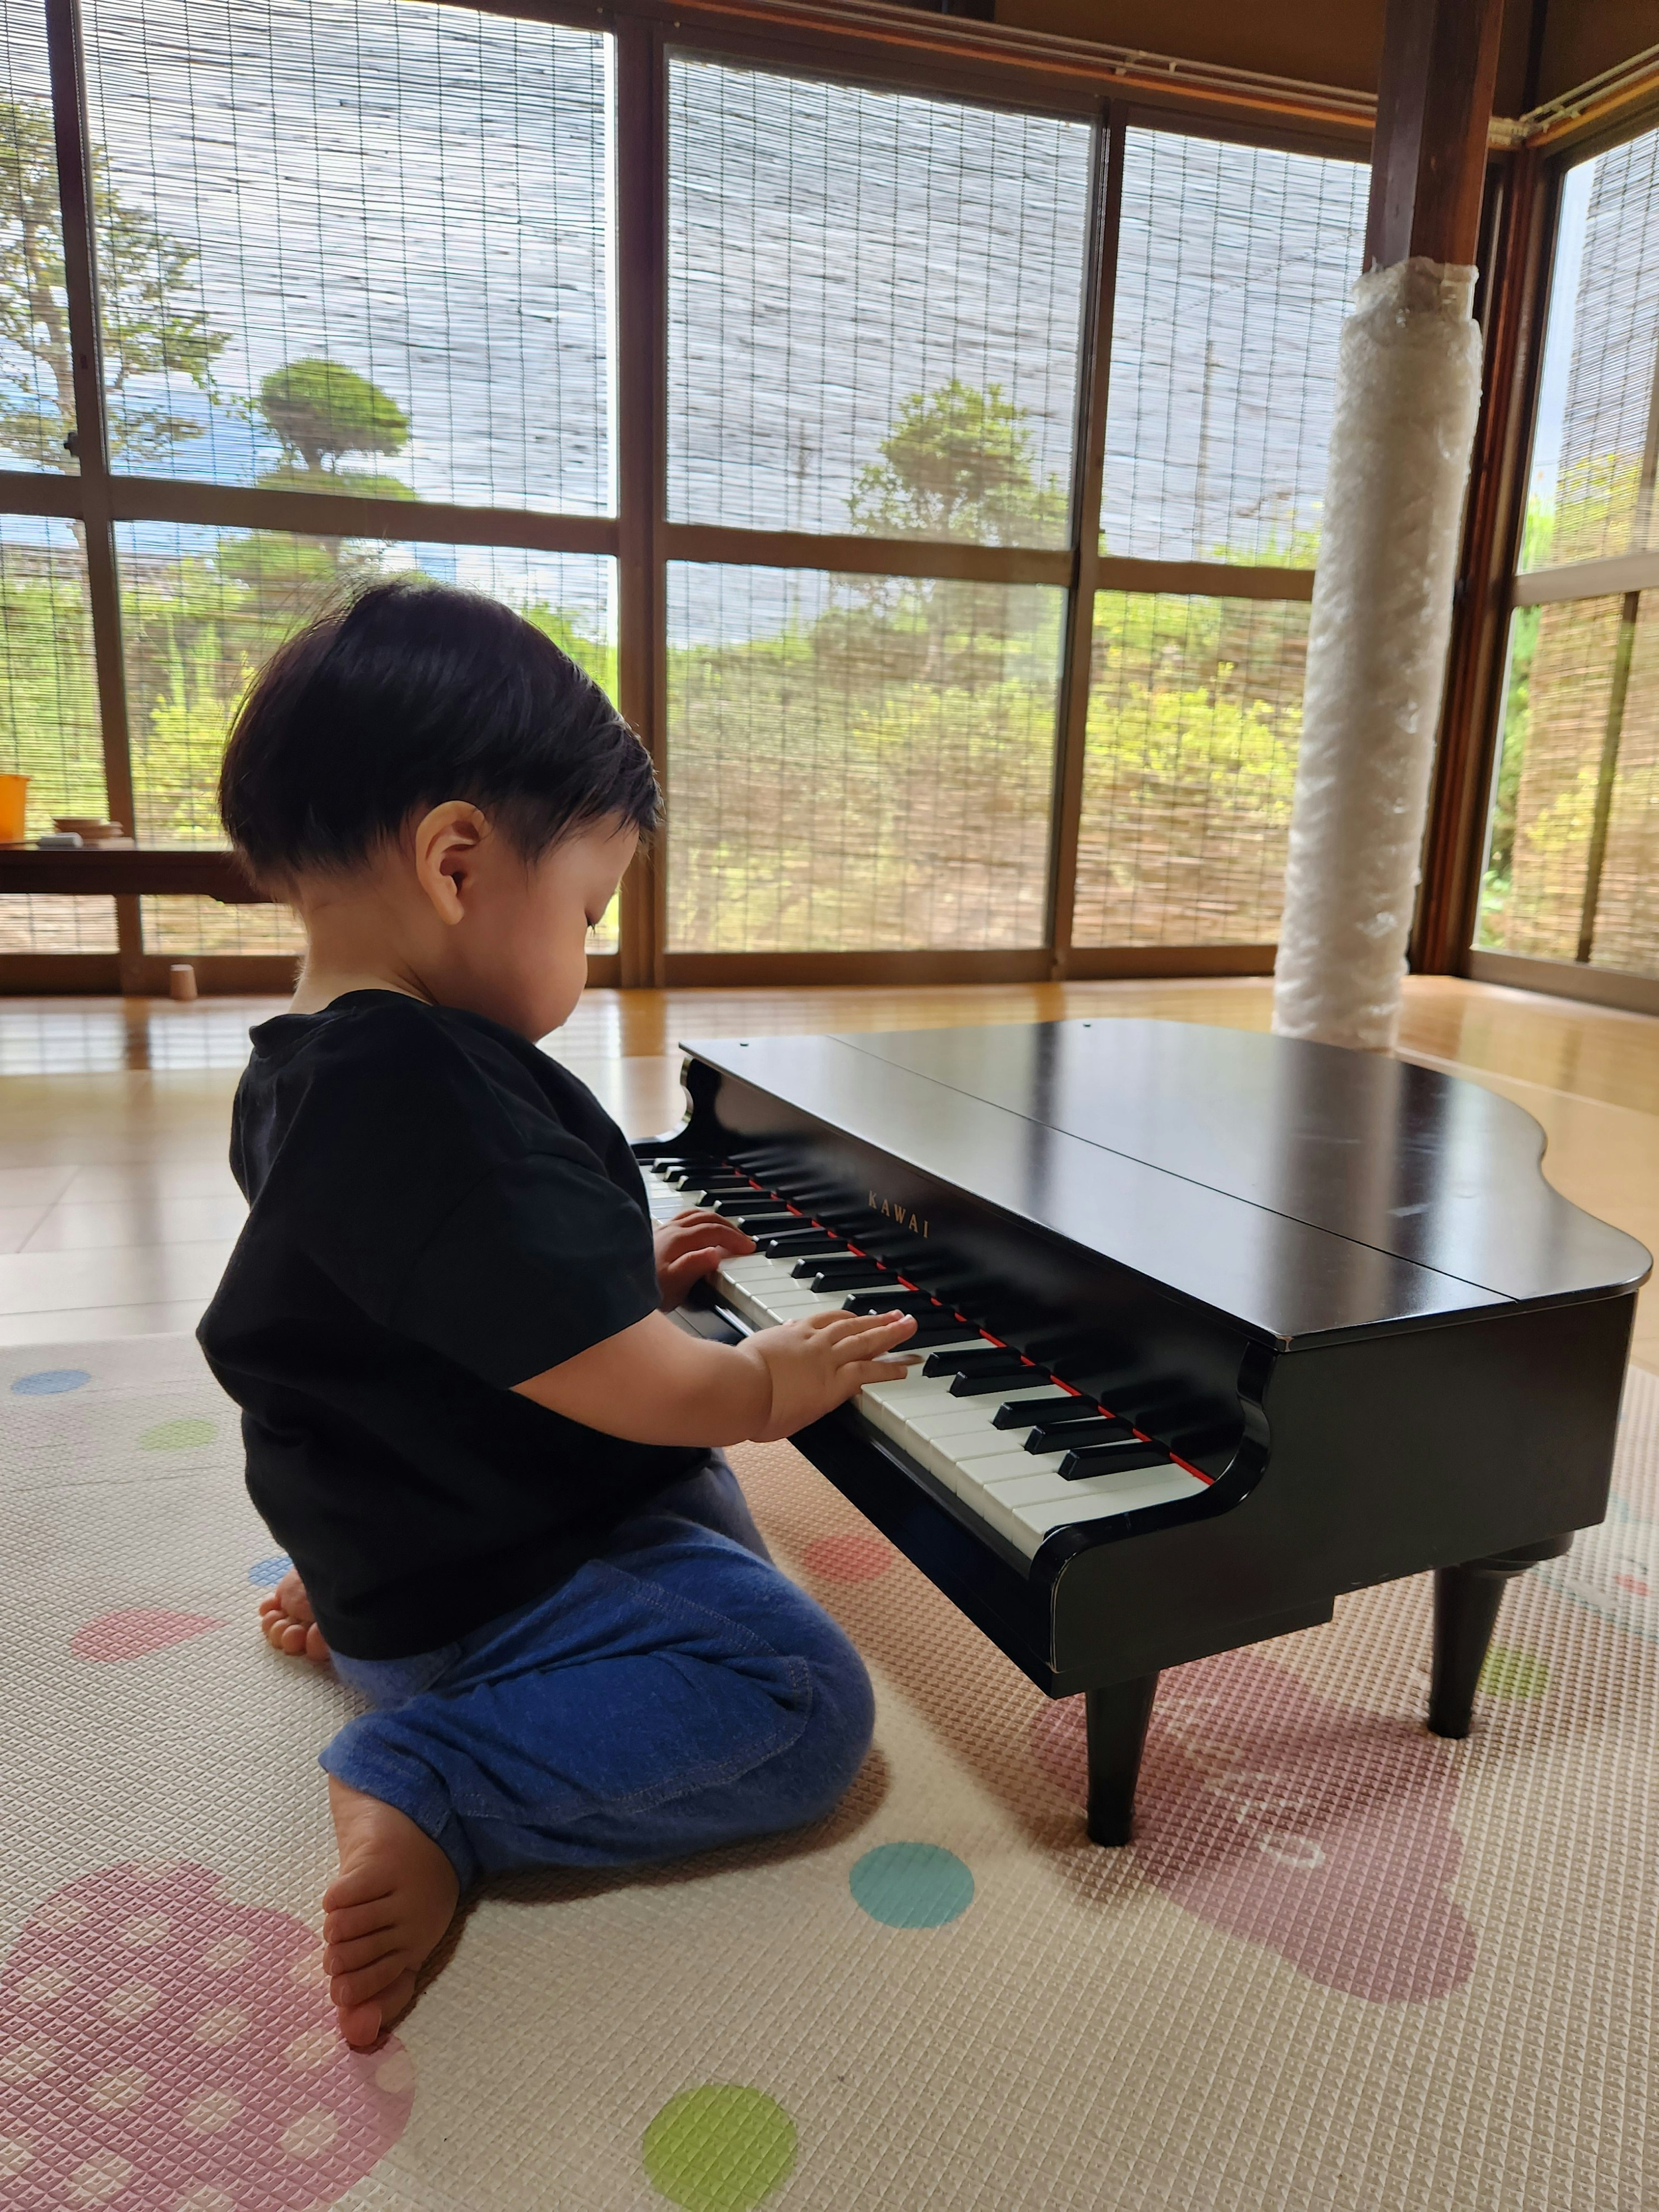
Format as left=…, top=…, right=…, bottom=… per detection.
left=0, top=973, right=1656, bottom=1367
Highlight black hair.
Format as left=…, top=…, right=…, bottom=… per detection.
left=218, top=578, right=658, bottom=885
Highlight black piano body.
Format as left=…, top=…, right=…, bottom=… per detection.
left=635, top=1020, right=1651, bottom=1842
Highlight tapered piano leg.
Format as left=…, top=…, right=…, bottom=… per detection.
left=1084, top=1673, right=1160, bottom=1845
left=1428, top=1535, right=1573, bottom=1738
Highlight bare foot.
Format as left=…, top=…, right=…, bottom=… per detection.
left=321, top=1776, right=460, bottom=2047
left=258, top=1567, right=331, bottom=1665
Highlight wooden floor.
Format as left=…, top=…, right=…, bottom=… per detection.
left=0, top=973, right=1656, bottom=1366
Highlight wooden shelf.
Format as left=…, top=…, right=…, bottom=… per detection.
left=0, top=848, right=269, bottom=903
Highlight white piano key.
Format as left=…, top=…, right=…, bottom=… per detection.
left=953, top=1443, right=1071, bottom=1488
left=859, top=1373, right=971, bottom=1414
left=1009, top=1466, right=1208, bottom=1546
left=903, top=1387, right=1055, bottom=1444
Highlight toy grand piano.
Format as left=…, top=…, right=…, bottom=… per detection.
left=636, top=1021, right=1650, bottom=1842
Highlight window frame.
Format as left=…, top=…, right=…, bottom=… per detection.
left=1448, top=110, right=1659, bottom=1015
left=9, top=0, right=1640, bottom=996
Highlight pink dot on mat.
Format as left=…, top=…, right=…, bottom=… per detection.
left=0, top=1862, right=414, bottom=2208
left=70, top=1609, right=222, bottom=1662
left=802, top=1532, right=895, bottom=1583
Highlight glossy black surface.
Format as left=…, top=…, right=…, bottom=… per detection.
left=682, top=1022, right=1650, bottom=1346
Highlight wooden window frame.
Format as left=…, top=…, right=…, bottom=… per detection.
left=7, top=0, right=1649, bottom=998
left=1416, top=103, right=1659, bottom=1018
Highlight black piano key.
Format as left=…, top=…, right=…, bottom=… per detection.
left=900, top=1266, right=1006, bottom=1306
left=804, top=1254, right=890, bottom=1281
left=1058, top=1438, right=1172, bottom=1479
left=991, top=1394, right=1103, bottom=1432
left=1102, top=1390, right=1208, bottom=1437
left=760, top=1231, right=840, bottom=1257
left=716, top=1206, right=795, bottom=1227
left=1025, top=1416, right=1135, bottom=1453
left=901, top=1318, right=991, bottom=1348
left=925, top=1344, right=1027, bottom=1379
left=842, top=1290, right=944, bottom=1316
left=813, top=1269, right=896, bottom=1295
left=949, top=1366, right=1046, bottom=1397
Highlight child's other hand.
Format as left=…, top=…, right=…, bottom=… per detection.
left=654, top=1206, right=755, bottom=1309
left=258, top=1567, right=332, bottom=1666
left=745, top=1309, right=918, bottom=1441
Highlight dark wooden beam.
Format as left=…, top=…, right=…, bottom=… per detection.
left=614, top=16, right=667, bottom=989
left=0, top=849, right=268, bottom=902
left=1365, top=0, right=1506, bottom=270
left=1411, top=148, right=1551, bottom=976
left=1044, top=114, right=1124, bottom=975
left=43, top=0, right=142, bottom=985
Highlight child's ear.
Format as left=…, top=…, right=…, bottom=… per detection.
left=411, top=802, right=488, bottom=927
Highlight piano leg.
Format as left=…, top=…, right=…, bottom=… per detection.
left=1427, top=1535, right=1574, bottom=1738
left=1084, top=1674, right=1160, bottom=1845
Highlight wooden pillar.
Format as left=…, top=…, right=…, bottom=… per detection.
left=1365, top=0, right=1505, bottom=272
left=1271, top=0, right=1504, bottom=1052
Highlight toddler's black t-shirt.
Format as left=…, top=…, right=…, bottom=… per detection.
left=197, top=990, right=707, bottom=1659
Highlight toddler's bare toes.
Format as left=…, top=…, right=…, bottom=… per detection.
left=323, top=1778, right=458, bottom=2049
left=337, top=1969, right=416, bottom=2052
left=323, top=1897, right=397, bottom=1946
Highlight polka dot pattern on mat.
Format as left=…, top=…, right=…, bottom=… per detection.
left=801, top=1531, right=894, bottom=1583
left=138, top=1417, right=217, bottom=1452
left=70, top=1610, right=223, bottom=1663
left=849, top=1842, right=975, bottom=1928
left=246, top=1556, right=292, bottom=1589
left=1480, top=1642, right=1550, bottom=1699
left=9, top=1369, right=90, bottom=1396
left=0, top=1861, right=412, bottom=2207
left=642, top=2085, right=797, bottom=2212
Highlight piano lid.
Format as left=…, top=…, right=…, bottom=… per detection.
left=680, top=1021, right=1650, bottom=1348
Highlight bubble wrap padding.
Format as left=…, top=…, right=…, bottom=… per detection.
left=1, top=1334, right=1655, bottom=2210
left=1274, top=257, right=1484, bottom=1053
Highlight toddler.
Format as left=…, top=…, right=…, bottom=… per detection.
left=198, top=581, right=915, bottom=2047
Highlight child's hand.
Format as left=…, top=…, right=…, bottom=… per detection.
left=654, top=1206, right=756, bottom=1309
left=744, top=1308, right=918, bottom=1441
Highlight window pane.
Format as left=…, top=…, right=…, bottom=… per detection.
left=669, top=60, right=1090, bottom=545
left=0, top=517, right=114, bottom=953
left=0, top=893, right=116, bottom=951
left=1522, top=128, right=1659, bottom=570
left=667, top=564, right=1061, bottom=950
left=1476, top=598, right=1624, bottom=961
left=140, top=896, right=306, bottom=959
left=0, top=2, right=79, bottom=475
left=1071, top=593, right=1307, bottom=947
left=85, top=0, right=612, bottom=512
left=1561, top=593, right=1659, bottom=979
left=114, top=524, right=617, bottom=947
left=1103, top=131, right=1366, bottom=566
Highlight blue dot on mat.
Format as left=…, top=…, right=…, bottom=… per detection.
left=10, top=1369, right=91, bottom=1396
left=248, top=1555, right=292, bottom=1588
left=849, top=1842, right=975, bottom=1928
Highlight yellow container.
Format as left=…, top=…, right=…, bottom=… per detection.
left=0, top=774, right=27, bottom=845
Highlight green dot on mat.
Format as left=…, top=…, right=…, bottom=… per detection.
left=849, top=1840, right=974, bottom=1928
left=1480, top=1642, right=1550, bottom=1699
left=642, top=2085, right=797, bottom=2212
left=138, top=1417, right=217, bottom=1451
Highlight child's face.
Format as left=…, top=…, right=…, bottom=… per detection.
left=418, top=810, right=639, bottom=1039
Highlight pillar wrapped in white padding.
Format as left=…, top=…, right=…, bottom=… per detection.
left=1272, top=257, right=1483, bottom=1052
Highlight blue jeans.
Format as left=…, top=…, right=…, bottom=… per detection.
left=320, top=1458, right=875, bottom=1890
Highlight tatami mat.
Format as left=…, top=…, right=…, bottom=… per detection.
left=0, top=1335, right=1653, bottom=2211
